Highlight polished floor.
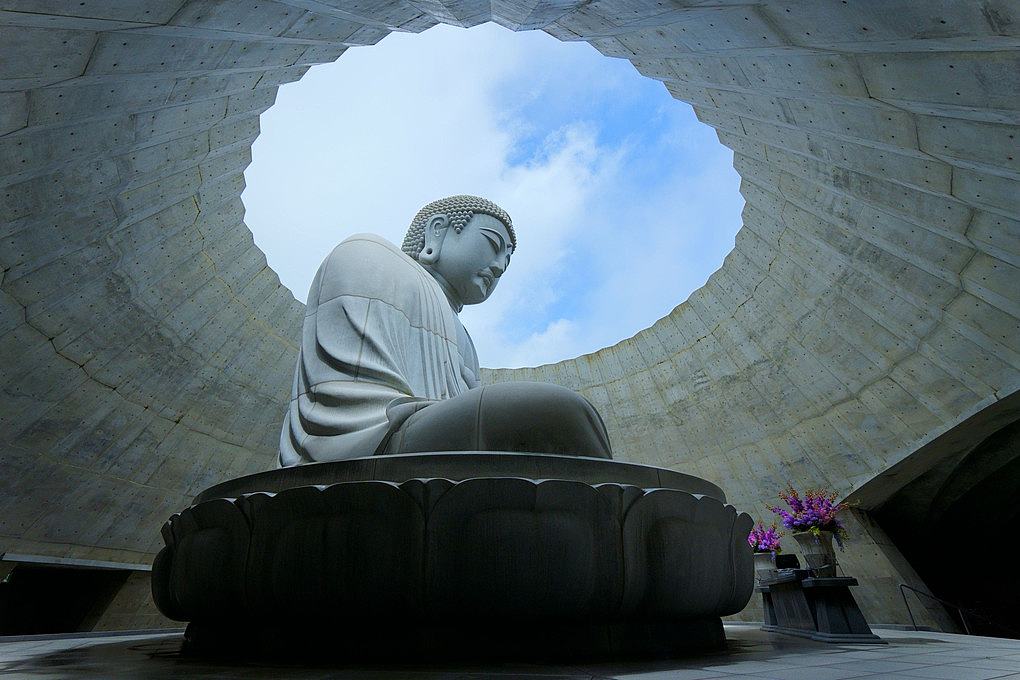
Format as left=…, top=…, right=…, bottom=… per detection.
left=2, top=624, right=1019, bottom=679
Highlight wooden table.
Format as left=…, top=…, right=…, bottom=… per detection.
left=757, top=570, right=884, bottom=643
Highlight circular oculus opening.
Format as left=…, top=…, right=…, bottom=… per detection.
left=243, top=23, right=743, bottom=368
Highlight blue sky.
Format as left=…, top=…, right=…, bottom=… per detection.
left=242, top=23, right=743, bottom=368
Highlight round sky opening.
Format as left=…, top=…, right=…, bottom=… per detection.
left=243, top=22, right=743, bottom=368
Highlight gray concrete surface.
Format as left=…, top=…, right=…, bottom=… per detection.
left=2, top=625, right=1020, bottom=679
left=1, top=1, right=1018, bottom=631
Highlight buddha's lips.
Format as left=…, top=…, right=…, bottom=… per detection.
left=478, top=272, right=494, bottom=289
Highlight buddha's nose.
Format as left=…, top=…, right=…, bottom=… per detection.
left=490, top=260, right=505, bottom=277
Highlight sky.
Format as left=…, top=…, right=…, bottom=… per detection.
left=242, top=23, right=743, bottom=369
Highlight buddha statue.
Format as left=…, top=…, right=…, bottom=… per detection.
left=157, top=197, right=751, bottom=655
left=278, top=195, right=613, bottom=466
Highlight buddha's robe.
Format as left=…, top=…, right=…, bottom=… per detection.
left=279, top=233, right=478, bottom=466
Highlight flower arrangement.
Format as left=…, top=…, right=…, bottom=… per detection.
left=767, top=487, right=849, bottom=548
left=747, top=521, right=784, bottom=553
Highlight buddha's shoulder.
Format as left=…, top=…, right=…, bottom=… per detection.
left=331, top=232, right=404, bottom=257
left=317, top=233, right=431, bottom=299
left=323, top=233, right=414, bottom=272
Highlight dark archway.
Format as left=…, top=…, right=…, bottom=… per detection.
left=0, top=565, right=130, bottom=635
left=874, top=415, right=1020, bottom=637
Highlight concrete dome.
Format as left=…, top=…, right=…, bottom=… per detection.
left=1, top=1, right=1017, bottom=630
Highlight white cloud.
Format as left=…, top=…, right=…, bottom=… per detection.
left=243, top=23, right=743, bottom=368
left=495, top=318, right=582, bottom=369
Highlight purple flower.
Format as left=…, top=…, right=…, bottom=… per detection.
left=765, top=487, right=850, bottom=547
left=748, top=520, right=785, bottom=552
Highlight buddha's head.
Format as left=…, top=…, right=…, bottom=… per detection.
left=401, top=195, right=516, bottom=308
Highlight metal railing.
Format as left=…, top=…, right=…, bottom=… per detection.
left=899, top=583, right=1020, bottom=638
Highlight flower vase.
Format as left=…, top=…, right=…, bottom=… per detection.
left=793, top=530, right=837, bottom=577
left=753, top=551, right=778, bottom=581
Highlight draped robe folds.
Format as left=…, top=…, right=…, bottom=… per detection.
left=279, top=233, right=480, bottom=467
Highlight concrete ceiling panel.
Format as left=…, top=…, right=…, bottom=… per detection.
left=0, top=2, right=1017, bottom=583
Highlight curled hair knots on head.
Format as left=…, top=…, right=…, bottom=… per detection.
left=401, top=195, right=515, bottom=260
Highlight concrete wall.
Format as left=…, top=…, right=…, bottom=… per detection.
left=2, top=1, right=1018, bottom=628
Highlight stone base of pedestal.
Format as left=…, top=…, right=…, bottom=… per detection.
left=757, top=571, right=884, bottom=644
left=152, top=453, right=754, bottom=658
left=182, top=617, right=727, bottom=661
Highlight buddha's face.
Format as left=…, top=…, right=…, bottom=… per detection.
left=431, top=213, right=512, bottom=306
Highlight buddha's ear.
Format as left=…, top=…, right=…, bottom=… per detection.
left=419, top=213, right=449, bottom=265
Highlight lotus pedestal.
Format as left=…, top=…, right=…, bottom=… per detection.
left=151, top=452, right=754, bottom=659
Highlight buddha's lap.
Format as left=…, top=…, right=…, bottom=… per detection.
left=382, top=381, right=613, bottom=459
